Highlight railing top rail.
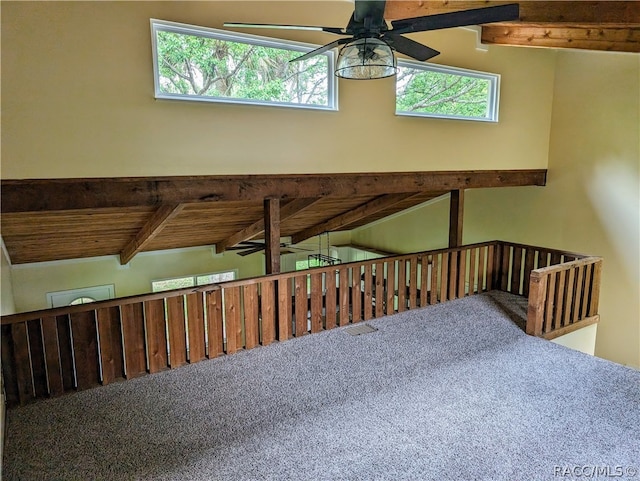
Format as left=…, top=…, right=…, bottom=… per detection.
left=498, top=240, right=589, bottom=259
left=0, top=284, right=222, bottom=325
left=530, top=256, right=603, bottom=277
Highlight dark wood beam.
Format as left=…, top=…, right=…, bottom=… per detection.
left=264, top=198, right=280, bottom=275
left=385, top=1, right=640, bottom=53
left=0, top=170, right=546, bottom=213
left=120, top=204, right=184, bottom=265
left=482, top=24, right=640, bottom=52
left=216, top=198, right=321, bottom=253
left=291, top=193, right=420, bottom=245
left=448, top=190, right=464, bottom=248
left=384, top=1, right=640, bottom=24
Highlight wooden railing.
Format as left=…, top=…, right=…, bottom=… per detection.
left=0, top=241, right=602, bottom=407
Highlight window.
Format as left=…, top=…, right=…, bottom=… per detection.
left=152, top=270, right=236, bottom=293
left=151, top=20, right=337, bottom=110
left=396, top=60, right=499, bottom=122
left=47, top=285, right=115, bottom=308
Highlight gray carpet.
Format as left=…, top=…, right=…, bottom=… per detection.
left=3, top=292, right=639, bottom=481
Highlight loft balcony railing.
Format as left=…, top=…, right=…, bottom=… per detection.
left=1, top=240, right=602, bottom=407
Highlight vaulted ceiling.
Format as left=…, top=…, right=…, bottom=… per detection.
left=386, top=1, right=639, bottom=53
left=1, top=171, right=546, bottom=265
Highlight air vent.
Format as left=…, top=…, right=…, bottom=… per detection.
left=344, top=324, right=378, bottom=336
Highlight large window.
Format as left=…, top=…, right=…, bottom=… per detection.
left=151, top=20, right=337, bottom=110
left=152, top=270, right=236, bottom=293
left=396, top=60, right=499, bottom=122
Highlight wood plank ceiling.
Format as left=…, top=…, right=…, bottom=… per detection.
left=1, top=171, right=545, bottom=265
left=385, top=1, right=640, bottom=53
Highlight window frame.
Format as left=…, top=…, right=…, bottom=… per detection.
left=151, top=269, right=238, bottom=293
left=151, top=19, right=338, bottom=111
left=395, top=59, right=500, bottom=123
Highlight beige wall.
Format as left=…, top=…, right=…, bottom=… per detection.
left=1, top=1, right=555, bottom=178
left=354, top=51, right=640, bottom=369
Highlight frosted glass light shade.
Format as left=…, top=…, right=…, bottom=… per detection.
left=335, top=38, right=397, bottom=80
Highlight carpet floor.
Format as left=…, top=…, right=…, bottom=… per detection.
left=3, top=291, right=639, bottom=481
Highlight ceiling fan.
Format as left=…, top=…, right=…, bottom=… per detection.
left=228, top=240, right=312, bottom=257
left=224, top=0, right=519, bottom=79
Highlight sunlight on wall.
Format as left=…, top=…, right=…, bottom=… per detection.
left=586, top=161, right=640, bottom=286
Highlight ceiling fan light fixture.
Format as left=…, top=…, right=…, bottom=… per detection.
left=335, top=37, right=397, bottom=80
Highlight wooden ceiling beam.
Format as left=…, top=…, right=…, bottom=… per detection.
left=384, top=1, right=640, bottom=25
left=291, top=193, right=421, bottom=245
left=119, top=204, right=184, bottom=265
left=216, top=197, right=322, bottom=253
left=0, top=170, right=546, bottom=213
left=482, top=24, right=640, bottom=52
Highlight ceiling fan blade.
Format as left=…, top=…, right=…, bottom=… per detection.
left=223, top=22, right=344, bottom=35
left=236, top=246, right=266, bottom=256
left=390, top=3, right=520, bottom=35
left=291, top=38, right=349, bottom=62
left=384, top=34, right=440, bottom=61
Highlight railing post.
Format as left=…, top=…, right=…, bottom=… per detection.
left=526, top=273, right=548, bottom=336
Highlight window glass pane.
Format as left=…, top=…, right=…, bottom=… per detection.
left=152, top=277, right=195, bottom=292
left=396, top=61, right=498, bottom=121
left=152, top=21, right=335, bottom=110
left=196, top=271, right=235, bottom=285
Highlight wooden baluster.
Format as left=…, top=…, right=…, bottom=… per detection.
left=563, top=268, right=576, bottom=326
left=373, top=263, right=383, bottom=318
left=409, top=258, right=418, bottom=309
left=278, top=278, right=292, bottom=340
left=207, top=290, right=224, bottom=357
left=224, top=287, right=241, bottom=354
left=11, top=322, right=33, bottom=404
left=420, top=257, right=428, bottom=307
left=511, top=246, right=523, bottom=295
left=1, top=324, right=19, bottom=406
left=96, top=306, right=124, bottom=384
left=71, top=310, right=102, bottom=389
left=440, top=253, right=449, bottom=302
left=310, top=272, right=323, bottom=333
left=352, top=267, right=362, bottom=323
left=41, top=316, right=64, bottom=396
left=397, top=260, right=407, bottom=312
left=27, top=319, right=48, bottom=399
left=448, top=252, right=458, bottom=300
left=325, top=270, right=337, bottom=330
left=544, top=273, right=557, bottom=333
left=260, top=281, right=276, bottom=345
left=553, top=271, right=566, bottom=330
left=572, top=265, right=585, bottom=322
left=295, top=275, right=308, bottom=336
left=186, top=293, right=206, bottom=362
left=457, top=249, right=467, bottom=298
left=167, top=296, right=187, bottom=367
left=467, top=247, right=477, bottom=296
left=478, top=246, right=486, bottom=292
left=581, top=264, right=593, bottom=321
left=523, top=249, right=536, bottom=297
left=386, top=261, right=396, bottom=314
left=56, top=315, right=75, bottom=391
left=526, top=274, right=548, bottom=336
left=588, top=260, right=603, bottom=317
left=430, top=254, right=439, bottom=304
left=363, top=264, right=373, bottom=321
left=243, top=284, right=259, bottom=349
left=339, top=268, right=350, bottom=325
left=120, top=304, right=146, bottom=379
left=144, top=299, right=168, bottom=373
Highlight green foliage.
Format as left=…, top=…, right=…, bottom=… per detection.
left=396, top=66, right=490, bottom=118
left=156, top=30, right=329, bottom=106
